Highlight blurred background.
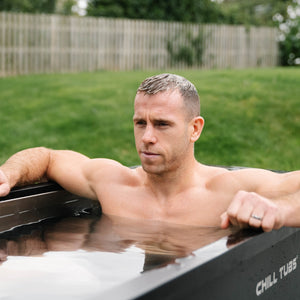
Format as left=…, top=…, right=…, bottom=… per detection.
left=0, top=0, right=299, bottom=170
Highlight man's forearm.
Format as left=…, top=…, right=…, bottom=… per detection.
left=0, top=147, right=51, bottom=188
left=278, top=189, right=300, bottom=228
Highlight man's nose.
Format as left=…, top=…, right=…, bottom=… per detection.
left=142, top=125, right=157, bottom=144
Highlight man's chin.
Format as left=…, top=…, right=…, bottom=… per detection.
left=141, top=163, right=164, bottom=175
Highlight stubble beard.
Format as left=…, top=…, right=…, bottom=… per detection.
left=140, top=151, right=186, bottom=178
left=140, top=155, right=165, bottom=176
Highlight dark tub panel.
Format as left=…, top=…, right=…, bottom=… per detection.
left=0, top=182, right=101, bottom=233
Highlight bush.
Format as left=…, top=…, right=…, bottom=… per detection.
left=275, top=13, right=300, bottom=66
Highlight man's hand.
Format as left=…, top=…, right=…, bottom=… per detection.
left=220, top=190, right=285, bottom=232
left=0, top=169, right=10, bottom=197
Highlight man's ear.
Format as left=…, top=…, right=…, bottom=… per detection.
left=190, top=116, right=204, bottom=142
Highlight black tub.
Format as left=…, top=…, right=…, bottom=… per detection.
left=0, top=182, right=299, bottom=299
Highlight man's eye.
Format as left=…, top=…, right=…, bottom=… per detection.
left=157, top=122, right=168, bottom=127
left=136, top=121, right=146, bottom=126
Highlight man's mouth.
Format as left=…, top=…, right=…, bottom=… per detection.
left=141, top=151, right=160, bottom=159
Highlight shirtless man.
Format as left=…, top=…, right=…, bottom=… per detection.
left=0, top=73, right=299, bottom=232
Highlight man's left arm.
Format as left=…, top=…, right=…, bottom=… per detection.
left=221, top=169, right=300, bottom=232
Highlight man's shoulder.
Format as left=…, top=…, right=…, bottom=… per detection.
left=197, top=164, right=243, bottom=192
left=86, top=158, right=141, bottom=186
left=197, top=164, right=230, bottom=178
left=205, top=166, right=291, bottom=194
left=199, top=164, right=278, bottom=179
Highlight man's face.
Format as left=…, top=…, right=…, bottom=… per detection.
left=133, top=90, right=194, bottom=175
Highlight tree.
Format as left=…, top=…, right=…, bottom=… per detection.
left=56, top=0, right=77, bottom=15
left=218, top=0, right=300, bottom=66
left=218, top=0, right=295, bottom=26
left=0, top=0, right=57, bottom=14
left=86, top=0, right=225, bottom=23
left=274, top=5, right=300, bottom=66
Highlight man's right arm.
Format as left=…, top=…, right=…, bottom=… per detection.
left=0, top=147, right=97, bottom=200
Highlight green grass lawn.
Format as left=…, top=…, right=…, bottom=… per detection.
left=0, top=68, right=299, bottom=171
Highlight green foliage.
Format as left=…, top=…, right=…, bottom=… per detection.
left=0, top=0, right=57, bottom=13
left=167, top=29, right=205, bottom=67
left=60, top=0, right=76, bottom=15
left=277, top=16, right=300, bottom=66
left=86, top=0, right=224, bottom=23
left=218, top=0, right=300, bottom=66
left=0, top=69, right=299, bottom=171
left=85, top=0, right=295, bottom=26
left=219, top=0, right=294, bottom=26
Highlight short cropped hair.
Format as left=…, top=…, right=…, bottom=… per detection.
left=136, top=73, right=200, bottom=120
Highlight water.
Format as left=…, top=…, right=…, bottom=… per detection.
left=0, top=214, right=247, bottom=299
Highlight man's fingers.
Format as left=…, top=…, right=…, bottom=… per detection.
left=0, top=170, right=7, bottom=183
left=220, top=212, right=230, bottom=229
left=0, top=170, right=10, bottom=197
left=223, top=190, right=283, bottom=232
left=262, top=208, right=284, bottom=232
left=0, top=183, right=10, bottom=197
left=227, top=191, right=257, bottom=228
left=248, top=205, right=265, bottom=228
left=226, top=191, right=244, bottom=227
left=226, top=191, right=245, bottom=217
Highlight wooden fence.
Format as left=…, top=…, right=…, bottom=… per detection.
left=0, top=12, right=279, bottom=77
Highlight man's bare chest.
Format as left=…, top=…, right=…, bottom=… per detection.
left=97, top=184, right=233, bottom=226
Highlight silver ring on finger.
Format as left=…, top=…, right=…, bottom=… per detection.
left=251, top=214, right=262, bottom=221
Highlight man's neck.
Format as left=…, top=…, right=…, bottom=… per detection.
left=142, top=158, right=200, bottom=200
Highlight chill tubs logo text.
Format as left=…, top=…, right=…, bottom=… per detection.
left=256, top=255, right=298, bottom=296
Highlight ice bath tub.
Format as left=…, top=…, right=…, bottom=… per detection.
left=0, top=182, right=300, bottom=299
